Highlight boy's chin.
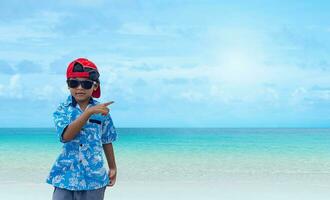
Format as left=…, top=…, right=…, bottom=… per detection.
left=74, top=94, right=90, bottom=102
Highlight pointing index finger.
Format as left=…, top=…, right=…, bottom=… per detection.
left=103, top=101, right=114, bottom=106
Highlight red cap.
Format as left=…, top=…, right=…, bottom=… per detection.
left=66, top=58, right=101, bottom=98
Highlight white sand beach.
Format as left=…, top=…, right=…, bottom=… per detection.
left=1, top=177, right=330, bottom=200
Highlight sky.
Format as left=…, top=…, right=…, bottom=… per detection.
left=1, top=0, right=330, bottom=127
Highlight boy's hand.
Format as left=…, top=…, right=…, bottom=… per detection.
left=107, top=168, right=117, bottom=187
left=86, top=101, right=114, bottom=116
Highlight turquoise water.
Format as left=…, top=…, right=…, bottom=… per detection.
left=1, top=128, right=330, bottom=184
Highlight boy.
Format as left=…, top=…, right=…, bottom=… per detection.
left=46, top=58, right=117, bottom=200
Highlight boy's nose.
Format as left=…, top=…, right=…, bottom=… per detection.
left=76, top=84, right=83, bottom=89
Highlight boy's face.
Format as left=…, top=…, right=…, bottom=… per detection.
left=67, top=77, right=98, bottom=103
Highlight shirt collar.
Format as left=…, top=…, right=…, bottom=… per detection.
left=64, top=95, right=96, bottom=107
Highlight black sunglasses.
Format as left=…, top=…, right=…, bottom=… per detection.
left=73, top=62, right=100, bottom=82
left=67, top=79, right=95, bottom=89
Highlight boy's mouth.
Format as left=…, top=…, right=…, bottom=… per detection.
left=75, top=92, right=86, bottom=96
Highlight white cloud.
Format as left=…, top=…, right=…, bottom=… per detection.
left=0, top=84, right=4, bottom=95
left=180, top=90, right=205, bottom=102
left=315, top=90, right=330, bottom=100
left=117, top=23, right=184, bottom=37
left=8, top=74, right=23, bottom=99
left=118, top=23, right=160, bottom=36
left=0, top=11, right=66, bottom=43
left=0, top=74, right=69, bottom=102
left=94, top=46, right=330, bottom=111
left=32, top=85, right=55, bottom=100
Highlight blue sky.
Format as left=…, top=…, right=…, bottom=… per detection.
left=1, top=0, right=330, bottom=127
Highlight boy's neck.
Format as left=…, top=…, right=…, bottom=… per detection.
left=78, top=102, right=89, bottom=111
left=74, top=97, right=91, bottom=111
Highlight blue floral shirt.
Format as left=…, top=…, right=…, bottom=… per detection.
left=46, top=95, right=117, bottom=191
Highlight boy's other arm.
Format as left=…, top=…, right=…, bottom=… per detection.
left=61, top=110, right=92, bottom=142
left=103, top=143, right=117, bottom=186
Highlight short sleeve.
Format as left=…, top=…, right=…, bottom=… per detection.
left=53, top=104, right=70, bottom=143
left=101, top=114, right=117, bottom=144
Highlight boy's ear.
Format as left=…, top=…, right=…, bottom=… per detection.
left=93, top=83, right=99, bottom=91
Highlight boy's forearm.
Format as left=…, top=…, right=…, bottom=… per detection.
left=103, top=143, right=117, bottom=170
left=62, top=110, right=92, bottom=142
